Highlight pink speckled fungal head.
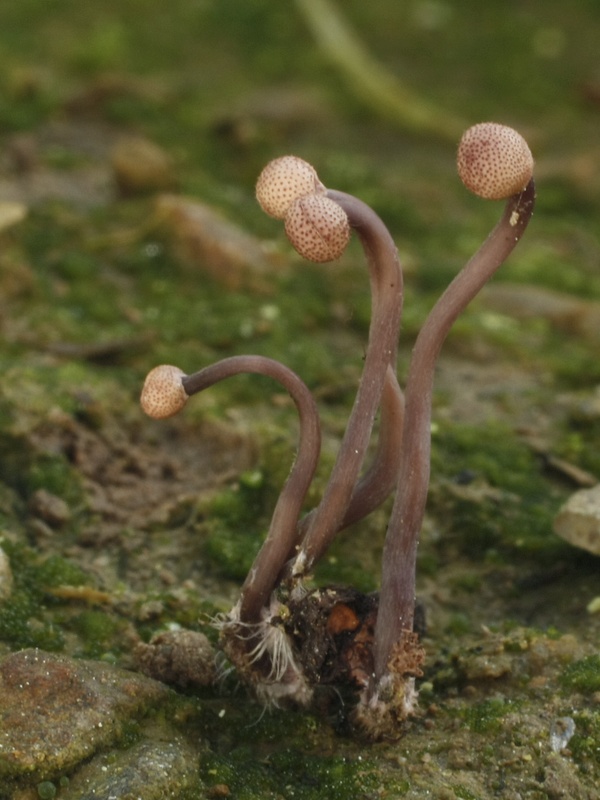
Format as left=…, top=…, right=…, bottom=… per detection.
left=140, top=364, right=188, bottom=419
left=255, top=155, right=325, bottom=220
left=284, top=193, right=350, bottom=263
left=457, top=122, right=533, bottom=200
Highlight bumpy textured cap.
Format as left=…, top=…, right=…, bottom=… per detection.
left=284, top=194, right=350, bottom=263
left=141, top=364, right=188, bottom=419
left=256, top=155, right=325, bottom=219
left=457, top=123, right=533, bottom=200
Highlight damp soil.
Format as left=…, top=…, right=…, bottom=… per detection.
left=1, top=1, right=600, bottom=798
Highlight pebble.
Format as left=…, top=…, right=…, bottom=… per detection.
left=155, top=194, right=280, bottom=290
left=586, top=596, right=600, bottom=614
left=0, top=546, right=14, bottom=602
left=134, top=628, right=217, bottom=689
left=0, top=649, right=172, bottom=782
left=549, top=716, right=576, bottom=753
left=62, top=738, right=199, bottom=799
left=553, top=484, right=600, bottom=556
left=111, top=135, right=176, bottom=194
left=0, top=201, right=27, bottom=232
left=28, top=489, right=71, bottom=528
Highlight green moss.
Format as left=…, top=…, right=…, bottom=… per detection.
left=203, top=527, right=261, bottom=581
left=431, top=422, right=540, bottom=495
left=569, top=711, right=600, bottom=765
left=446, top=613, right=473, bottom=637
left=0, top=589, right=65, bottom=651
left=202, top=478, right=271, bottom=580
left=0, top=481, right=23, bottom=529
left=450, top=574, right=482, bottom=593
left=560, top=655, right=600, bottom=694
left=192, top=695, right=420, bottom=798
left=0, top=540, right=92, bottom=650
left=429, top=421, right=565, bottom=560
left=547, top=341, right=600, bottom=389
left=67, top=610, right=122, bottom=657
left=462, top=697, right=513, bottom=734
left=313, top=543, right=379, bottom=594
left=200, top=738, right=381, bottom=800
left=69, top=20, right=129, bottom=74
left=34, top=553, right=88, bottom=589
left=26, top=454, right=82, bottom=504
left=453, top=788, right=482, bottom=800
left=266, top=750, right=375, bottom=800
left=555, top=419, right=600, bottom=477
left=36, top=781, right=57, bottom=800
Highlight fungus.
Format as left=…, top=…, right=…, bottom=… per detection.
left=324, top=363, right=404, bottom=532
left=142, top=355, right=321, bottom=627
left=232, top=155, right=406, bottom=588
left=140, top=364, right=188, bottom=419
left=141, top=123, right=536, bottom=735
left=143, top=156, right=405, bottom=699
left=255, top=155, right=325, bottom=219
left=141, top=354, right=322, bottom=701
left=287, top=186, right=404, bottom=579
left=357, top=122, right=536, bottom=738
left=284, top=193, right=351, bottom=263
left=182, top=356, right=322, bottom=625
left=457, top=122, right=533, bottom=200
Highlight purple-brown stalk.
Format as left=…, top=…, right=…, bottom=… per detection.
left=375, top=180, right=536, bottom=665
left=289, top=189, right=404, bottom=577
left=140, top=355, right=320, bottom=628
left=181, top=356, right=322, bottom=624
left=359, top=176, right=536, bottom=736
left=140, top=354, right=322, bottom=703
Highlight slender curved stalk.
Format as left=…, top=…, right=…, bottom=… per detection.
left=341, top=364, right=404, bottom=528
left=290, top=190, right=403, bottom=576
left=294, top=364, right=404, bottom=550
left=372, top=179, right=536, bottom=683
left=182, top=355, right=321, bottom=624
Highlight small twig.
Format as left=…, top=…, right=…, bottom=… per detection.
left=294, top=0, right=465, bottom=142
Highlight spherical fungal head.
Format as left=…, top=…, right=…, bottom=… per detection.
left=457, top=122, right=533, bottom=200
left=141, top=364, right=188, bottom=419
left=284, top=194, right=350, bottom=263
left=256, top=155, right=325, bottom=220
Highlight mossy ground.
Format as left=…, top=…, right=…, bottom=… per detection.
left=1, top=1, right=600, bottom=797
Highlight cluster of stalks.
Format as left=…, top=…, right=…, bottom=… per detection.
left=141, top=122, right=535, bottom=739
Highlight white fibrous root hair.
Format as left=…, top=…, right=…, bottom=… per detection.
left=353, top=675, right=420, bottom=740
left=215, top=597, right=313, bottom=708
left=256, top=155, right=326, bottom=220
left=457, top=122, right=534, bottom=200
left=140, top=364, right=188, bottom=419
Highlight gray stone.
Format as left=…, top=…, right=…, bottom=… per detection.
left=61, top=738, right=200, bottom=800
left=0, top=546, right=13, bottom=602
left=0, top=649, right=172, bottom=781
left=553, top=484, right=600, bottom=556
